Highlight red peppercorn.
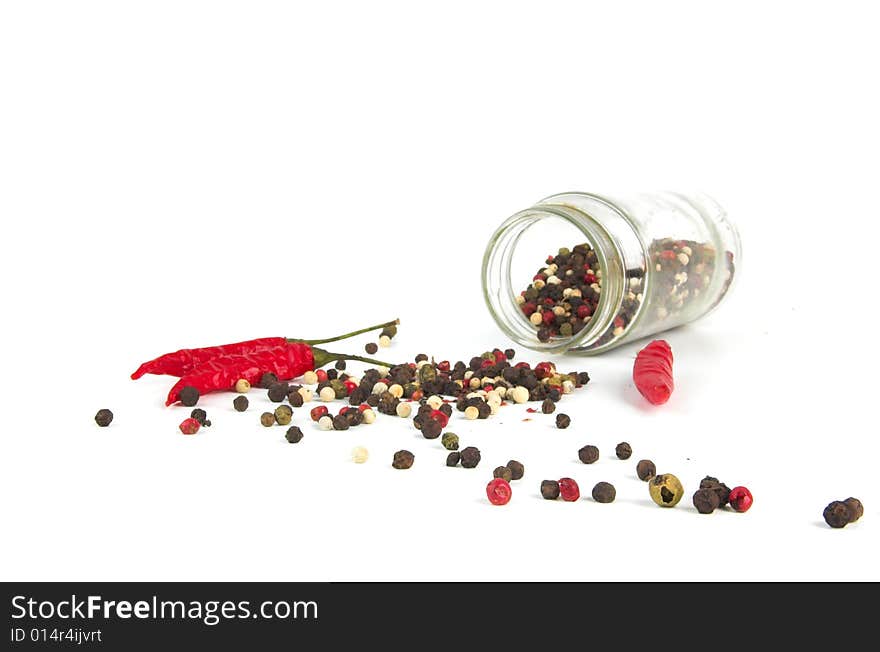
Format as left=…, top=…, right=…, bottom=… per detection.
left=315, top=369, right=328, bottom=383
left=583, top=273, right=597, bottom=284
left=338, top=406, right=349, bottom=415
left=310, top=405, right=329, bottom=422
left=558, top=478, right=580, bottom=502
left=521, top=302, right=537, bottom=316
left=614, top=316, right=625, bottom=329
left=728, top=486, right=753, bottom=513
left=493, top=349, right=506, bottom=363
left=660, top=250, right=677, bottom=261
left=179, top=417, right=200, bottom=435
left=542, top=311, right=555, bottom=326
left=577, top=304, right=592, bottom=319
left=430, top=409, right=449, bottom=429
left=480, top=358, right=494, bottom=369
left=534, top=362, right=553, bottom=379
left=533, top=273, right=546, bottom=281
left=515, top=362, right=531, bottom=370
left=486, top=478, right=512, bottom=506
left=543, top=298, right=555, bottom=306
left=438, top=360, right=451, bottom=372
left=344, top=380, right=358, bottom=395
left=357, top=403, right=371, bottom=413
left=411, top=389, right=424, bottom=401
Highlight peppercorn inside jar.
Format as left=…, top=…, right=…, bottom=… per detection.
left=482, top=192, right=741, bottom=354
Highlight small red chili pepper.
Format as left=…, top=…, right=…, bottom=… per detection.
left=633, top=340, right=674, bottom=406
left=131, top=318, right=398, bottom=379
left=165, top=344, right=393, bottom=406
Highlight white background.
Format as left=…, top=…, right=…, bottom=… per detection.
left=2, top=1, right=878, bottom=581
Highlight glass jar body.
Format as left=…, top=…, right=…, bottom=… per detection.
left=482, top=191, right=741, bottom=354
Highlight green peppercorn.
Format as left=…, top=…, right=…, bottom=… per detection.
left=418, top=364, right=437, bottom=385
left=260, top=412, right=275, bottom=427
left=94, top=409, right=113, bottom=427
left=330, top=379, right=347, bottom=399
left=649, top=473, right=684, bottom=507
left=274, top=405, right=293, bottom=426
left=441, top=432, right=460, bottom=451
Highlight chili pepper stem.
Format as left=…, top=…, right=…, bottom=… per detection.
left=292, top=318, right=399, bottom=346
left=311, top=347, right=396, bottom=369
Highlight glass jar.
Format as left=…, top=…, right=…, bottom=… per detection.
left=482, top=191, right=741, bottom=354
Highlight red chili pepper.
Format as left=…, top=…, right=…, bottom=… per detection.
left=633, top=339, right=674, bottom=406
left=131, top=318, right=398, bottom=380
left=165, top=344, right=393, bottom=406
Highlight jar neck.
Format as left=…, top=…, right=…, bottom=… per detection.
left=481, top=202, right=627, bottom=354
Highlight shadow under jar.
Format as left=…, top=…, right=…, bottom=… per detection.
left=482, top=192, right=742, bottom=354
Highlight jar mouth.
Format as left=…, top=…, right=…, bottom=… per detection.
left=481, top=204, right=625, bottom=354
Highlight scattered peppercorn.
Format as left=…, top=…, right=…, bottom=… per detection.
left=259, top=372, right=278, bottom=389
left=486, top=478, right=513, bottom=506
left=351, top=446, right=368, bottom=463
left=844, top=497, right=864, bottom=522
left=558, top=478, right=580, bottom=502
left=822, top=501, right=849, bottom=528
left=636, top=459, right=656, bottom=481
left=692, top=488, right=720, bottom=514
left=507, top=460, right=524, bottom=481
left=649, top=473, right=684, bottom=507
left=190, top=408, right=207, bottom=425
left=493, top=466, right=513, bottom=482
left=556, top=414, right=571, bottom=429
left=699, top=476, right=731, bottom=507
left=334, top=360, right=346, bottom=370
left=179, top=417, right=200, bottom=435
left=332, top=414, right=350, bottom=431
left=94, top=409, right=113, bottom=427
left=268, top=382, right=289, bottom=403
left=234, top=378, right=251, bottom=393
left=728, top=486, right=753, bottom=513
left=274, top=405, right=293, bottom=426
left=317, top=415, right=333, bottom=431
left=578, top=445, right=599, bottom=465
left=460, top=446, right=481, bottom=468
left=365, top=342, right=379, bottom=355
left=178, top=385, right=199, bottom=407
left=378, top=335, right=392, bottom=348
left=615, top=442, right=632, bottom=460
left=285, top=426, right=304, bottom=443
left=289, top=390, right=304, bottom=408
left=541, top=480, right=561, bottom=500
left=421, top=418, right=442, bottom=439
left=446, top=451, right=461, bottom=467
left=592, top=482, right=616, bottom=503
left=441, top=432, right=460, bottom=450
left=203, top=420, right=211, bottom=427
left=392, top=449, right=415, bottom=469
left=260, top=412, right=275, bottom=427
left=233, top=396, right=249, bottom=412
left=541, top=398, right=556, bottom=414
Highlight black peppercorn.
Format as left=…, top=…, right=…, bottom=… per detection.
left=203, top=419, right=211, bottom=427
left=555, top=413, right=571, bottom=429
left=334, top=360, right=346, bottom=370
left=285, top=426, right=304, bottom=443
left=844, top=497, right=864, bottom=522
left=578, top=445, right=599, bottom=465
left=493, top=466, right=513, bottom=482
left=460, top=446, right=481, bottom=469
left=592, top=482, right=616, bottom=503
left=327, top=369, right=338, bottom=381
left=233, top=396, right=249, bottom=412
left=439, top=403, right=453, bottom=418
left=190, top=408, right=207, bottom=425
left=615, top=442, right=632, bottom=460
left=365, top=342, right=379, bottom=355
left=392, top=449, right=415, bottom=469
left=446, top=451, right=461, bottom=467
left=366, top=394, right=380, bottom=408
left=260, top=412, right=275, bottom=427
left=94, top=409, right=113, bottom=427
left=507, top=460, right=524, bottom=481
left=692, top=488, right=721, bottom=514
left=505, top=348, right=515, bottom=360
left=699, top=476, right=731, bottom=507
left=259, top=372, right=278, bottom=389
left=332, top=414, right=350, bottom=431
left=421, top=418, right=442, bottom=439
left=179, top=385, right=200, bottom=407
left=267, top=382, right=289, bottom=403
left=823, top=501, right=851, bottom=528
left=541, top=480, right=561, bottom=500
left=288, top=390, right=304, bottom=408
left=541, top=398, right=556, bottom=414
left=636, top=459, right=656, bottom=481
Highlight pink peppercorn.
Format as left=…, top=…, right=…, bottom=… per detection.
left=728, top=486, right=753, bottom=512
left=430, top=410, right=449, bottom=429
left=486, top=478, right=512, bottom=506
left=179, top=417, right=200, bottom=435
left=558, top=478, right=580, bottom=502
